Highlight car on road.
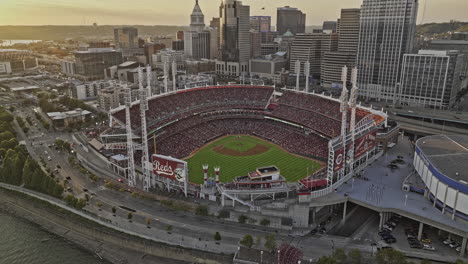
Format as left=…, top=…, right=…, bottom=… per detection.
left=47, top=156, right=51, bottom=161
left=56, top=164, right=61, bottom=169
left=83, top=188, right=88, bottom=192
left=66, top=176, right=71, bottom=180
left=118, top=178, right=124, bottom=183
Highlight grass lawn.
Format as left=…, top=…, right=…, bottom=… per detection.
left=185, top=135, right=323, bottom=184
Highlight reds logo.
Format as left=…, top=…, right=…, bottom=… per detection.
left=152, top=159, right=174, bottom=176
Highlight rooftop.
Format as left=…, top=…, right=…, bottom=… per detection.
left=416, top=135, right=468, bottom=182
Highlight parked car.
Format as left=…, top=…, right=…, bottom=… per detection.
left=443, top=239, right=454, bottom=245
left=423, top=244, right=435, bottom=251
left=449, top=242, right=460, bottom=248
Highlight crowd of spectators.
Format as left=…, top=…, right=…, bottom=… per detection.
left=109, top=86, right=376, bottom=164
left=154, top=116, right=328, bottom=159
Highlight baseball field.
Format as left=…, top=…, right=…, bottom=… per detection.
left=185, top=135, right=323, bottom=184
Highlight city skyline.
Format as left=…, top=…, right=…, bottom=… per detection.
left=0, top=0, right=467, bottom=26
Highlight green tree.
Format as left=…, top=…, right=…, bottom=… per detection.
left=260, top=218, right=270, bottom=226
left=238, top=215, right=248, bottom=224
left=127, top=212, right=133, bottom=222
left=332, top=248, right=347, bottom=264
left=317, top=256, right=337, bottom=264
left=75, top=198, right=86, bottom=210
left=214, top=232, right=221, bottom=241
left=264, top=234, right=276, bottom=251
left=348, top=249, right=362, bottom=264
left=112, top=207, right=116, bottom=216
left=240, top=234, right=254, bottom=248
left=376, top=248, right=407, bottom=264
left=195, top=205, right=209, bottom=216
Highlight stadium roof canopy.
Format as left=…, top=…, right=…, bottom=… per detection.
left=416, top=135, right=468, bottom=182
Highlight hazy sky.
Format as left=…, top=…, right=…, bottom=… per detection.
left=0, top=0, right=467, bottom=26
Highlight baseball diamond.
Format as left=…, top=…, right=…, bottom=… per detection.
left=185, top=135, right=323, bottom=184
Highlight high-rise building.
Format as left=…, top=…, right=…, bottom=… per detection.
left=290, top=33, right=338, bottom=79
left=338, top=8, right=360, bottom=54
left=321, top=8, right=361, bottom=88
left=398, top=50, right=468, bottom=109
left=190, top=0, right=205, bottom=32
left=74, top=48, right=123, bottom=81
left=184, top=0, right=211, bottom=60
left=250, top=16, right=271, bottom=32
left=356, top=0, right=419, bottom=102
left=276, top=6, right=306, bottom=36
left=185, top=31, right=211, bottom=60
left=114, top=27, right=139, bottom=49
left=322, top=21, right=338, bottom=33
left=144, top=43, right=166, bottom=65
left=216, top=0, right=250, bottom=78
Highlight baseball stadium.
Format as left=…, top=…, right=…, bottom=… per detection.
left=100, top=81, right=389, bottom=206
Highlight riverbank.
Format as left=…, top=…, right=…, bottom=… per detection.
left=0, top=185, right=232, bottom=264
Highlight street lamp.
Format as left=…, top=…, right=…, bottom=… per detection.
left=277, top=250, right=280, bottom=264
left=260, top=250, right=263, bottom=263
left=404, top=194, right=408, bottom=207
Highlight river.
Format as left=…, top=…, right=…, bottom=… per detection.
left=0, top=211, right=105, bottom=264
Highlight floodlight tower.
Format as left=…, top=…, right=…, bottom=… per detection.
left=163, top=62, right=169, bottom=93
left=172, top=60, right=177, bottom=92
left=348, top=67, right=358, bottom=174
left=295, top=60, right=301, bottom=91
left=340, top=66, right=349, bottom=179
left=304, top=61, right=310, bottom=92
left=138, top=67, right=151, bottom=191
left=124, top=85, right=136, bottom=187
left=146, top=64, right=152, bottom=97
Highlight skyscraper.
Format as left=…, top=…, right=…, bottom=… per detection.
left=276, top=6, right=306, bottom=36
left=356, top=0, right=418, bottom=102
left=216, top=0, right=250, bottom=78
left=190, top=0, right=205, bottom=32
left=321, top=8, right=360, bottom=88
left=250, top=16, right=271, bottom=32
left=184, top=0, right=211, bottom=60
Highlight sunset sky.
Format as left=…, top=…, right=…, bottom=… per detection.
left=0, top=0, right=466, bottom=26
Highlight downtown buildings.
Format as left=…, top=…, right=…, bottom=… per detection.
left=276, top=6, right=306, bottom=36
left=215, top=0, right=251, bottom=79
left=356, top=0, right=419, bottom=102
left=397, top=50, right=468, bottom=109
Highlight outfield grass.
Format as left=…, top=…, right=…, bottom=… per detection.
left=185, top=135, right=323, bottom=184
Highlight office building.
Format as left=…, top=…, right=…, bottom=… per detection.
left=74, top=48, right=123, bottom=81
left=290, top=33, right=338, bottom=79
left=216, top=0, right=250, bottom=78
left=172, top=40, right=184, bottom=51
left=0, top=49, right=38, bottom=74
left=190, top=0, right=205, bottom=32
left=276, top=6, right=306, bottom=35
left=152, top=49, right=186, bottom=70
left=144, top=43, right=166, bottom=65
left=249, top=53, right=287, bottom=80
left=398, top=50, right=468, bottom=109
left=356, top=0, right=418, bottom=101
left=322, top=21, right=338, bottom=33
left=185, top=31, right=211, bottom=60
left=321, top=8, right=360, bottom=88
left=185, top=0, right=211, bottom=60
left=250, top=16, right=271, bottom=32
left=114, top=27, right=139, bottom=49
